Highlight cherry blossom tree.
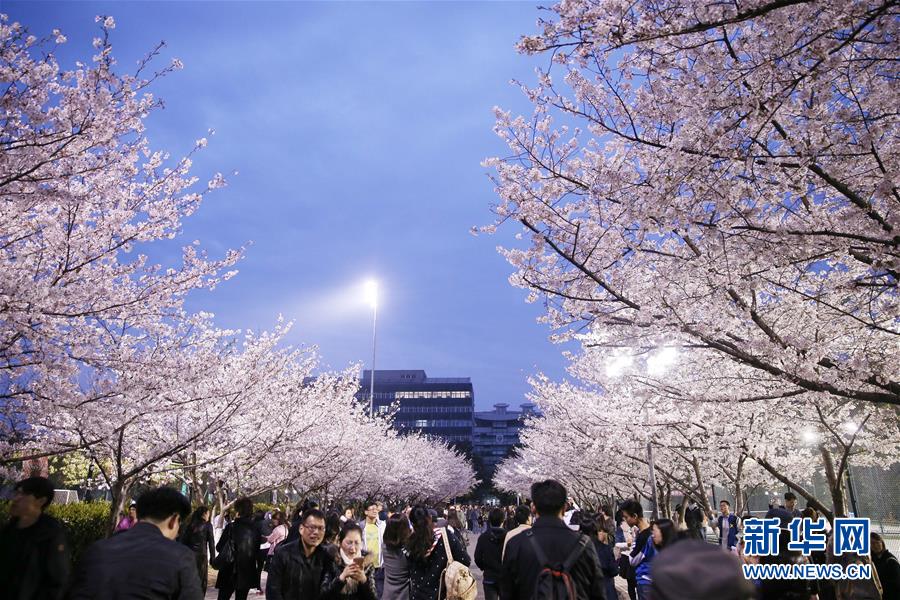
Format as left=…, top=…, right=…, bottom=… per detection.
left=484, top=0, right=898, bottom=409
left=0, top=14, right=239, bottom=435
left=495, top=349, right=899, bottom=519
left=1, top=15, right=476, bottom=527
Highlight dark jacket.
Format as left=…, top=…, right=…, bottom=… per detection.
left=873, top=549, right=900, bottom=600
left=284, top=517, right=302, bottom=545
left=266, top=540, right=336, bottom=600
left=215, top=516, right=260, bottom=590
left=683, top=505, right=704, bottom=539
left=717, top=514, right=739, bottom=549
left=180, top=521, right=215, bottom=558
left=67, top=521, right=201, bottom=600
left=179, top=521, right=216, bottom=593
left=592, top=539, right=617, bottom=600
left=500, top=516, right=606, bottom=600
left=474, top=526, right=506, bottom=584
left=320, top=551, right=378, bottom=600
left=406, top=529, right=470, bottom=600
left=0, top=513, right=70, bottom=600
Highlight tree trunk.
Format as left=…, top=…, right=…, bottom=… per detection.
left=661, top=483, right=672, bottom=519
left=820, top=445, right=846, bottom=518
left=107, top=480, right=131, bottom=536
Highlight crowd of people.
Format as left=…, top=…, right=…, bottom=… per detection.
left=1, top=476, right=899, bottom=600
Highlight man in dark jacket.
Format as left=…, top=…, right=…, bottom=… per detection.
left=715, top=500, right=739, bottom=551
left=501, top=480, right=606, bottom=600
left=68, top=486, right=201, bottom=599
left=266, top=508, right=336, bottom=600
left=0, top=476, right=70, bottom=600
left=474, top=507, right=507, bottom=600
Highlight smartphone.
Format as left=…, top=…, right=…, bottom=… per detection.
left=353, top=556, right=365, bottom=567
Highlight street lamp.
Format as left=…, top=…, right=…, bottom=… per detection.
left=364, top=279, right=378, bottom=417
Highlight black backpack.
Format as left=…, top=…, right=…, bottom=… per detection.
left=526, top=530, right=590, bottom=600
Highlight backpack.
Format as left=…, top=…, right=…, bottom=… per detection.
left=526, top=530, right=590, bottom=600
left=210, top=523, right=235, bottom=570
left=438, top=528, right=477, bottom=600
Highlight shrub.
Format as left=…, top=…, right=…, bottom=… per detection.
left=0, top=500, right=110, bottom=564
left=253, top=502, right=276, bottom=514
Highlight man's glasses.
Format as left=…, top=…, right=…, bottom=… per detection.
left=302, top=524, right=325, bottom=532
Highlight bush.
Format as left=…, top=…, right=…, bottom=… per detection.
left=0, top=500, right=110, bottom=564
left=253, top=502, right=276, bottom=514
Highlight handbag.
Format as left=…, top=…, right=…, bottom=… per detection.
left=617, top=553, right=632, bottom=580
left=211, top=525, right=235, bottom=570
left=438, top=528, right=477, bottom=600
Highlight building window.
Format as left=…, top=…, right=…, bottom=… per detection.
left=414, top=419, right=428, bottom=428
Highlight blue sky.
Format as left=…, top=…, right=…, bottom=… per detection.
left=7, top=1, right=572, bottom=409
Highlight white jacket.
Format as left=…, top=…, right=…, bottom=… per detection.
left=358, top=518, right=387, bottom=568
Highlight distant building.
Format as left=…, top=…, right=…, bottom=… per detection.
left=472, top=402, right=536, bottom=479
left=356, top=370, right=474, bottom=450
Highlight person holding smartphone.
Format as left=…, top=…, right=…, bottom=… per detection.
left=321, top=522, right=377, bottom=600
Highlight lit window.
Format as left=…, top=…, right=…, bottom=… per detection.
left=415, top=419, right=428, bottom=428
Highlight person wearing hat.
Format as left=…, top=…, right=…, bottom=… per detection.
left=649, top=540, right=756, bottom=600
left=0, top=476, right=71, bottom=600
left=115, top=500, right=139, bottom=533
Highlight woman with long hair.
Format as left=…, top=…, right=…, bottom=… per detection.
left=580, top=515, right=617, bottom=600
left=632, top=518, right=676, bottom=600
left=265, top=510, right=289, bottom=566
left=179, top=505, right=216, bottom=594
left=215, top=497, right=261, bottom=600
left=446, top=508, right=467, bottom=546
left=404, top=506, right=470, bottom=600
left=321, top=522, right=377, bottom=600
left=651, top=519, right=678, bottom=550
left=382, top=513, right=412, bottom=600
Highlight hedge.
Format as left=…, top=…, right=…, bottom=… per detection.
left=0, top=501, right=110, bottom=564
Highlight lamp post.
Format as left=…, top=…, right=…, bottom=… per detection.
left=364, top=280, right=378, bottom=417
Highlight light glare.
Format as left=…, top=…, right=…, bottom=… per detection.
left=605, top=353, right=634, bottom=378
left=363, top=279, right=378, bottom=309
left=646, top=345, right=679, bottom=375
